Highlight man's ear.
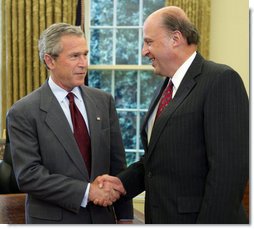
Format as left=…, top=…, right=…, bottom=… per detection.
left=44, top=54, right=55, bottom=70
left=171, top=30, right=183, bottom=46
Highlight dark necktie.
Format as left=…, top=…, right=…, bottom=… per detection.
left=67, top=92, right=91, bottom=175
left=155, top=80, right=173, bottom=119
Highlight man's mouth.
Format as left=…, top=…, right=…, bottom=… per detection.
left=149, top=58, right=155, bottom=66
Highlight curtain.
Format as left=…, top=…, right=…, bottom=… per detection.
left=1, top=0, right=78, bottom=130
left=75, top=0, right=85, bottom=32
left=75, top=0, right=87, bottom=85
left=165, top=0, right=210, bottom=59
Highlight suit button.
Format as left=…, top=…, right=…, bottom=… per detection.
left=147, top=172, right=152, bottom=178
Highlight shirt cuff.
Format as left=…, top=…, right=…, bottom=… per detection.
left=80, top=183, right=90, bottom=208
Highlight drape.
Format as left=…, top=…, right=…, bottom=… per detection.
left=75, top=0, right=85, bottom=32
left=165, top=0, right=210, bottom=59
left=1, top=0, right=77, bottom=130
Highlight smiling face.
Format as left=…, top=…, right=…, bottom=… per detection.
left=142, top=15, right=175, bottom=77
left=142, top=7, right=199, bottom=78
left=142, top=14, right=179, bottom=76
left=45, top=35, right=88, bottom=91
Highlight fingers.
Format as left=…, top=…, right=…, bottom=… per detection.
left=110, top=188, right=120, bottom=202
left=94, top=175, right=104, bottom=189
left=100, top=175, right=126, bottom=195
left=93, top=189, right=120, bottom=207
left=92, top=190, right=116, bottom=207
left=93, top=197, right=113, bottom=207
left=89, top=175, right=126, bottom=207
left=93, top=189, right=120, bottom=206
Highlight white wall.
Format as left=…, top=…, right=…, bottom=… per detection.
left=0, top=2, right=2, bottom=132
left=209, top=0, right=249, bottom=94
left=251, top=1, right=254, bottom=85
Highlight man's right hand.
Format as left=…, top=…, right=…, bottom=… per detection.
left=89, top=175, right=126, bottom=207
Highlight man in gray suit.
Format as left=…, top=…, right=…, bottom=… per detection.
left=98, top=6, right=249, bottom=223
left=7, top=23, right=133, bottom=224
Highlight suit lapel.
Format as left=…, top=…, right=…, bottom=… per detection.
left=79, top=86, right=102, bottom=180
left=39, top=82, right=88, bottom=177
left=141, top=78, right=169, bottom=151
left=144, top=53, right=204, bottom=157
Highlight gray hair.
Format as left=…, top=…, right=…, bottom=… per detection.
left=38, top=23, right=85, bottom=63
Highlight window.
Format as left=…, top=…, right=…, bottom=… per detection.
left=85, top=0, right=165, bottom=165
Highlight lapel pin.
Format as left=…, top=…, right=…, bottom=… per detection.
left=96, top=117, right=101, bottom=121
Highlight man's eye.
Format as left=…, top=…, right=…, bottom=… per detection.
left=70, top=55, right=79, bottom=59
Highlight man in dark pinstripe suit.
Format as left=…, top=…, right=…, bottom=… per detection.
left=98, top=6, right=249, bottom=224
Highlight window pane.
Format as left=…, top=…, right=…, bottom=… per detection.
left=88, top=70, right=112, bottom=93
left=126, top=151, right=144, bottom=166
left=126, top=152, right=137, bottom=166
left=90, top=29, right=113, bottom=64
left=115, top=70, right=137, bottom=108
left=116, top=29, right=139, bottom=64
left=90, top=0, right=113, bottom=26
left=118, top=111, right=137, bottom=150
left=117, top=0, right=139, bottom=26
left=140, top=71, right=163, bottom=109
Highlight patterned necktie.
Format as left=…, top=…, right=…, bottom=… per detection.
left=155, top=80, right=174, bottom=119
left=67, top=92, right=91, bottom=175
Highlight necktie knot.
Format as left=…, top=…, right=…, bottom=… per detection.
left=67, top=92, right=75, bottom=103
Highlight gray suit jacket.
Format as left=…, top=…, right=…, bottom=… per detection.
left=7, top=81, right=133, bottom=223
left=118, top=53, right=249, bottom=223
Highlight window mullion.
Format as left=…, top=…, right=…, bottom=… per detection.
left=113, top=0, right=117, bottom=65
left=112, top=70, right=115, bottom=98
left=138, top=0, right=143, bottom=65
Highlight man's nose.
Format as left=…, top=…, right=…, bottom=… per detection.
left=79, top=55, right=87, bottom=66
left=142, top=44, right=149, bottom=57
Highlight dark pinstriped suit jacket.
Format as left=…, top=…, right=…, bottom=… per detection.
left=118, top=53, right=249, bottom=224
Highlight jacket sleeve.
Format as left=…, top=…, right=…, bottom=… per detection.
left=197, top=68, right=249, bottom=223
left=107, top=95, right=134, bottom=220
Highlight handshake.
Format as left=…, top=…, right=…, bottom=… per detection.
left=88, top=174, right=126, bottom=207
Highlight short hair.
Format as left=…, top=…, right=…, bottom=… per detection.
left=38, top=23, right=85, bottom=63
left=161, top=13, right=200, bottom=45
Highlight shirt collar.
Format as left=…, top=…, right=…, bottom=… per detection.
left=48, top=76, right=82, bottom=102
left=171, top=51, right=197, bottom=90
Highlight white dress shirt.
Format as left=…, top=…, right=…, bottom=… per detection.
left=147, top=51, right=197, bottom=144
left=48, top=77, right=90, bottom=207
